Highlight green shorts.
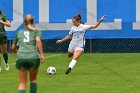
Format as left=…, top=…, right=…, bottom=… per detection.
left=0, top=36, right=7, bottom=45
left=16, top=58, right=40, bottom=70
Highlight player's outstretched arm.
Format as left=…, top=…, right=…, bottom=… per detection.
left=0, top=20, right=11, bottom=27
left=56, top=34, right=72, bottom=44
left=36, top=37, right=45, bottom=63
left=90, top=15, right=105, bottom=29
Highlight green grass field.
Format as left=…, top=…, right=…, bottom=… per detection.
left=0, top=53, right=140, bottom=93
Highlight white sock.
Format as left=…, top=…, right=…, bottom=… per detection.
left=68, top=59, right=77, bottom=69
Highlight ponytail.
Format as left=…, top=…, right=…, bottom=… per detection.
left=77, top=14, right=81, bottom=20
left=24, top=15, right=34, bottom=26
left=73, top=14, right=84, bottom=24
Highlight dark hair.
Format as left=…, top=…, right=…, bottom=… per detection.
left=73, top=14, right=84, bottom=24
left=24, top=15, right=34, bottom=26
left=73, top=14, right=81, bottom=21
left=0, top=10, right=2, bottom=15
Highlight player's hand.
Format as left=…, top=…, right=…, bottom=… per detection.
left=40, top=54, right=45, bottom=63
left=100, top=15, right=106, bottom=21
left=56, top=40, right=63, bottom=44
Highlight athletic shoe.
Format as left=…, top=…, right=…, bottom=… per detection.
left=65, top=68, right=71, bottom=74
left=4, top=62, right=9, bottom=71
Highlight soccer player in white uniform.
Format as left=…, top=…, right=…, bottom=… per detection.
left=56, top=14, right=105, bottom=74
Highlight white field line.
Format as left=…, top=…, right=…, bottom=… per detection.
left=9, top=54, right=63, bottom=65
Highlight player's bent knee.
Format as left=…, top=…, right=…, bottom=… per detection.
left=68, top=54, right=72, bottom=58
left=67, top=53, right=73, bottom=58
left=75, top=47, right=83, bottom=52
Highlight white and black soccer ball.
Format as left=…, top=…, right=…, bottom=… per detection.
left=47, top=66, right=56, bottom=75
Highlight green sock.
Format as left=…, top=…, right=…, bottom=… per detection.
left=30, top=83, right=37, bottom=93
left=18, top=90, right=25, bottom=93
left=3, top=53, right=8, bottom=64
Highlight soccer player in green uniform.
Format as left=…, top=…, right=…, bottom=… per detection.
left=12, top=14, right=45, bottom=93
left=0, top=10, right=11, bottom=72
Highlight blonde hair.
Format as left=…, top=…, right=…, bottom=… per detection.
left=24, top=14, right=34, bottom=26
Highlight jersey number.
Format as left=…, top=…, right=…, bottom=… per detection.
left=23, top=31, right=30, bottom=42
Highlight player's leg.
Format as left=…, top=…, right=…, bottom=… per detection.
left=0, top=39, right=1, bottom=72
left=0, top=44, right=9, bottom=70
left=18, top=70, right=28, bottom=93
left=29, top=58, right=40, bottom=93
left=65, top=48, right=83, bottom=74
left=67, top=52, right=73, bottom=58
left=29, top=69, right=39, bottom=93
left=73, top=50, right=83, bottom=60
left=67, top=44, right=74, bottom=58
left=0, top=56, right=1, bottom=72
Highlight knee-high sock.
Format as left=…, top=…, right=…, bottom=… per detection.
left=3, top=53, right=8, bottom=64
left=68, top=59, right=77, bottom=69
left=18, top=90, right=25, bottom=93
left=30, top=83, right=37, bottom=93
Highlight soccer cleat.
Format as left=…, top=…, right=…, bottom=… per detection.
left=0, top=66, right=2, bottom=72
left=65, top=68, right=71, bottom=74
left=4, top=62, right=9, bottom=71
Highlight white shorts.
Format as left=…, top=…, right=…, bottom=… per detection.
left=68, top=44, right=84, bottom=53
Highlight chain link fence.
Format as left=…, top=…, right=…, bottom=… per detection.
left=5, top=39, right=140, bottom=53
left=1, top=0, right=139, bottom=53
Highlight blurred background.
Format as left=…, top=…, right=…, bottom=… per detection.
left=0, top=0, right=140, bottom=53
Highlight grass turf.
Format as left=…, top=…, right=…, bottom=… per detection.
left=0, top=53, right=140, bottom=93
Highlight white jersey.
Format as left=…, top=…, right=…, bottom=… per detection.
left=69, top=24, right=91, bottom=47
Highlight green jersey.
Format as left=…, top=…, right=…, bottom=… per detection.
left=0, top=14, right=9, bottom=37
left=13, top=28, right=42, bottom=60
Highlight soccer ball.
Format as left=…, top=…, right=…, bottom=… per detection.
left=47, top=66, right=56, bottom=75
